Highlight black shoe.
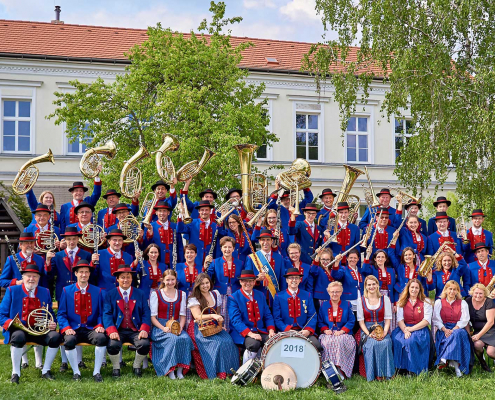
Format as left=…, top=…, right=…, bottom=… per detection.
left=476, top=354, right=493, bottom=372
left=59, top=362, right=68, bottom=373
left=78, top=361, right=87, bottom=369
left=21, top=363, right=28, bottom=370
left=119, top=361, right=126, bottom=368
left=41, top=371, right=55, bottom=380
left=93, top=373, right=103, bottom=383
left=36, top=364, right=43, bottom=370
left=133, top=368, right=142, bottom=377
left=112, top=369, right=121, bottom=378
left=11, top=374, right=19, bottom=384
left=101, top=362, right=107, bottom=368
left=72, top=373, right=81, bottom=381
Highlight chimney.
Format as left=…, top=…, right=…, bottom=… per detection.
left=51, top=6, right=64, bottom=24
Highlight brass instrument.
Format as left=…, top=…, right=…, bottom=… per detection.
left=418, top=242, right=455, bottom=277
left=290, top=183, right=301, bottom=217
left=119, top=215, right=146, bottom=276
left=34, top=230, right=58, bottom=253
left=246, top=197, right=275, bottom=229
left=456, top=216, right=470, bottom=244
left=216, top=200, right=239, bottom=225
left=12, top=149, right=55, bottom=195
left=80, top=224, right=105, bottom=252
left=142, top=193, right=159, bottom=226
left=233, top=144, right=268, bottom=213
left=364, top=166, right=381, bottom=208
left=277, top=158, right=312, bottom=217
left=387, top=185, right=422, bottom=205
left=120, top=145, right=150, bottom=199
left=486, top=277, right=495, bottom=298
left=154, top=134, right=179, bottom=185
left=79, top=140, right=116, bottom=178
left=177, top=147, right=216, bottom=182
left=181, top=197, right=192, bottom=224
left=8, top=305, right=54, bottom=336
left=365, top=209, right=383, bottom=256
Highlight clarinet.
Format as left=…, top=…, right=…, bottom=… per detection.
left=49, top=204, right=55, bottom=251
left=205, top=228, right=219, bottom=269
left=93, top=224, right=99, bottom=265
left=135, top=239, right=147, bottom=277
left=273, top=200, right=282, bottom=247
left=5, top=235, right=23, bottom=273
left=310, top=226, right=344, bottom=260
left=172, top=229, right=178, bottom=271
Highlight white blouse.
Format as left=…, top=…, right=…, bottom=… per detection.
left=150, top=289, right=187, bottom=317
left=187, top=290, right=222, bottom=309
left=356, top=296, right=392, bottom=322
left=396, top=300, right=433, bottom=324
left=432, top=298, right=470, bottom=330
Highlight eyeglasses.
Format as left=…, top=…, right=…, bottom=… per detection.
left=329, top=291, right=341, bottom=295
left=287, top=277, right=301, bottom=281
left=77, top=210, right=92, bottom=214
left=320, top=258, right=331, bottom=262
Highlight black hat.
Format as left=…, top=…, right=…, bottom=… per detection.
left=19, top=232, right=36, bottom=242
left=112, top=203, right=131, bottom=214
left=336, top=202, right=349, bottom=210
left=103, top=189, right=122, bottom=199
left=237, top=270, right=257, bottom=280
left=21, top=264, right=41, bottom=275
left=404, top=201, right=422, bottom=210
left=61, top=226, right=82, bottom=237
left=470, top=209, right=485, bottom=218
left=34, top=204, right=50, bottom=214
left=69, top=181, right=88, bottom=193
left=301, top=204, right=319, bottom=213
left=151, top=180, right=170, bottom=192
left=195, top=200, right=215, bottom=210
left=376, top=188, right=394, bottom=198
left=112, top=265, right=136, bottom=277
left=154, top=201, right=172, bottom=211
left=259, top=229, right=274, bottom=239
left=72, top=259, right=94, bottom=272
left=433, top=196, right=451, bottom=207
left=280, top=190, right=290, bottom=199
left=474, top=242, right=490, bottom=252
left=74, top=201, right=95, bottom=214
left=199, top=188, right=218, bottom=200
left=225, top=188, right=242, bottom=201
left=434, top=211, right=449, bottom=220
left=319, top=188, right=336, bottom=199
left=284, top=268, right=303, bottom=278
left=377, top=207, right=390, bottom=216
left=106, top=228, right=126, bottom=239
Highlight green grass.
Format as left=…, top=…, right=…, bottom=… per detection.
left=0, top=344, right=493, bottom=400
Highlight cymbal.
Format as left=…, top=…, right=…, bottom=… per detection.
left=261, top=362, right=297, bottom=391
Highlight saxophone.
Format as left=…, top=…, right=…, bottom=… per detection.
left=418, top=242, right=455, bottom=277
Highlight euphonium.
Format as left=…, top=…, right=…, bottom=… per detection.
left=364, top=166, right=381, bottom=208
left=176, top=147, right=216, bottom=182
left=8, top=305, right=54, bottom=336
left=276, top=158, right=312, bottom=192
left=120, top=145, right=150, bottom=199
left=12, top=149, right=55, bottom=195
left=79, top=140, right=116, bottom=178
left=154, top=134, right=180, bottom=185
left=418, top=242, right=454, bottom=277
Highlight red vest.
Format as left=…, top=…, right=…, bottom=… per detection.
left=120, top=295, right=136, bottom=331
left=362, top=297, right=385, bottom=323
left=74, top=288, right=92, bottom=325
left=157, top=290, right=182, bottom=321
left=403, top=299, right=424, bottom=325
left=440, top=298, right=462, bottom=324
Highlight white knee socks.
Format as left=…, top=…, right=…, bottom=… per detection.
left=34, top=345, right=43, bottom=368
left=65, top=349, right=80, bottom=375
left=133, top=353, right=147, bottom=369
left=60, top=345, right=68, bottom=363
left=76, top=346, right=83, bottom=363
left=11, top=347, right=23, bottom=376
left=242, top=350, right=257, bottom=364
left=42, top=347, right=59, bottom=374
left=93, top=347, right=106, bottom=376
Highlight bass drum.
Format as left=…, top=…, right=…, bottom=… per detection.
left=260, top=331, right=321, bottom=388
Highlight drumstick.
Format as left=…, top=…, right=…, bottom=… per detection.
left=301, top=312, right=317, bottom=331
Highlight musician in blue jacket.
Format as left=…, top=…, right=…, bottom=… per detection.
left=23, top=204, right=61, bottom=253
left=358, top=188, right=400, bottom=232
left=228, top=270, right=275, bottom=364
left=58, top=260, right=107, bottom=382
left=106, top=203, right=145, bottom=258
left=25, top=189, right=60, bottom=227
left=66, top=201, right=98, bottom=254
left=463, top=209, right=493, bottom=263
left=181, top=177, right=218, bottom=221
left=288, top=203, right=324, bottom=264
left=97, top=189, right=140, bottom=230
left=316, top=188, right=337, bottom=227
left=103, top=265, right=151, bottom=378
left=272, top=268, right=321, bottom=351
left=402, top=200, right=427, bottom=235
left=0, top=266, right=61, bottom=383
left=363, top=208, right=400, bottom=263
left=60, top=180, right=102, bottom=233
left=426, top=196, right=457, bottom=236
left=282, top=243, right=312, bottom=292
left=464, top=243, right=495, bottom=293
left=397, top=215, right=428, bottom=262
left=141, top=179, right=177, bottom=223
left=325, top=202, right=361, bottom=264
left=427, top=212, right=464, bottom=257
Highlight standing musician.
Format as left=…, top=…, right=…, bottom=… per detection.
left=228, top=270, right=276, bottom=364
left=397, top=215, right=428, bottom=262
left=427, top=211, right=464, bottom=257
left=283, top=243, right=312, bottom=293
left=395, top=247, right=430, bottom=296
left=288, top=203, right=324, bottom=265
left=97, top=189, right=140, bottom=229
left=427, top=196, right=457, bottom=236
left=145, top=201, right=184, bottom=268
left=311, top=248, right=336, bottom=309
left=358, top=188, right=400, bottom=232
left=60, top=179, right=102, bottom=233
left=463, top=209, right=493, bottom=263
left=106, top=203, right=144, bottom=258
left=465, top=243, right=495, bottom=293
left=176, top=244, right=202, bottom=327
left=272, top=268, right=321, bottom=350
left=25, top=189, right=60, bottom=227
left=244, top=229, right=285, bottom=307
left=325, top=202, right=361, bottom=264
left=92, top=229, right=135, bottom=291
left=0, top=265, right=61, bottom=383
left=223, top=214, right=252, bottom=263
left=181, top=178, right=218, bottom=221
left=141, top=179, right=177, bottom=223
left=135, top=244, right=167, bottom=298
left=316, top=188, right=337, bottom=226
left=67, top=201, right=99, bottom=253
left=224, top=188, right=251, bottom=221
left=427, top=249, right=468, bottom=299
left=23, top=204, right=62, bottom=254
left=401, top=200, right=427, bottom=235
left=363, top=208, right=400, bottom=262
left=57, top=260, right=108, bottom=382
left=103, top=265, right=151, bottom=378
left=252, top=208, right=289, bottom=256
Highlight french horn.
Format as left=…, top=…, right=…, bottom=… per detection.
left=12, top=149, right=55, bottom=195
left=8, top=305, right=54, bottom=336
left=120, top=145, right=150, bottom=199
left=154, top=134, right=180, bottom=185
left=79, top=139, right=116, bottom=178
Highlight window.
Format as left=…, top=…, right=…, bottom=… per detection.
left=256, top=101, right=273, bottom=161
left=67, top=123, right=93, bottom=154
left=346, top=116, right=369, bottom=163
left=2, top=100, right=32, bottom=153
left=395, top=118, right=414, bottom=161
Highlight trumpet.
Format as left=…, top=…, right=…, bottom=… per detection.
left=12, top=149, right=55, bottom=195
left=8, top=305, right=54, bottom=336
left=177, top=147, right=216, bottom=182
left=120, top=145, right=150, bottom=199
left=418, top=242, right=454, bottom=277
left=154, top=134, right=180, bottom=185
left=456, top=216, right=470, bottom=244
left=79, top=140, right=116, bottom=178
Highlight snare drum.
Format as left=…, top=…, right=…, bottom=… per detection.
left=231, top=358, right=262, bottom=385
left=260, top=331, right=321, bottom=388
left=321, top=360, right=347, bottom=394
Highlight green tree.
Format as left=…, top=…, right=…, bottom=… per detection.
left=48, top=1, right=276, bottom=212
left=0, top=182, right=33, bottom=227
left=303, top=1, right=495, bottom=230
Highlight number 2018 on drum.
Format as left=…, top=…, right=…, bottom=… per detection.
left=283, top=344, right=304, bottom=352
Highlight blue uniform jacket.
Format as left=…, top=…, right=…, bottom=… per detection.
left=244, top=251, right=285, bottom=305
left=427, top=231, right=464, bottom=257
left=144, top=220, right=184, bottom=268
left=330, top=262, right=372, bottom=302
left=26, top=188, right=60, bottom=227
left=427, top=264, right=467, bottom=299
left=317, top=300, right=355, bottom=333
left=464, top=260, right=495, bottom=293
left=97, top=201, right=139, bottom=229
left=206, top=256, right=243, bottom=295
left=397, top=226, right=428, bottom=262
left=358, top=206, right=400, bottom=232
left=288, top=220, right=324, bottom=264
left=251, top=225, right=290, bottom=258
left=280, top=260, right=312, bottom=293
left=137, top=260, right=167, bottom=298
left=273, top=288, right=317, bottom=334
left=177, top=218, right=221, bottom=266
left=394, top=263, right=429, bottom=296
left=427, top=216, right=456, bottom=237
left=310, top=261, right=335, bottom=301
left=463, top=228, right=494, bottom=264
left=176, top=263, right=202, bottom=296
left=0, top=252, right=47, bottom=288
left=267, top=188, right=314, bottom=230
left=327, top=222, right=361, bottom=259
left=94, top=249, right=134, bottom=291
left=141, top=192, right=177, bottom=223
left=364, top=260, right=398, bottom=303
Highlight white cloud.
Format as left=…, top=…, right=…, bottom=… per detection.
left=279, top=0, right=321, bottom=21
left=230, top=21, right=295, bottom=41
left=243, top=0, right=276, bottom=9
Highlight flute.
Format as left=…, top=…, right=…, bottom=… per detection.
left=326, top=239, right=365, bottom=268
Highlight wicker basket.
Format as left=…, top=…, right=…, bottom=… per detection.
left=196, top=307, right=223, bottom=337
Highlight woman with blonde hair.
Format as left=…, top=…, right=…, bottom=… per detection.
left=283, top=243, right=312, bottom=292
left=252, top=208, right=289, bottom=256
left=432, top=280, right=472, bottom=377
left=427, top=249, right=468, bottom=299
left=26, top=189, right=60, bottom=227
left=392, top=279, right=433, bottom=375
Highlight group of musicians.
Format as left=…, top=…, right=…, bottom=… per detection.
left=1, top=171, right=495, bottom=386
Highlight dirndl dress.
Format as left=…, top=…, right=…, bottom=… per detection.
left=392, top=325, right=431, bottom=375
left=434, top=323, right=472, bottom=374
left=380, top=289, right=397, bottom=331
left=220, top=286, right=232, bottom=332
left=319, top=333, right=356, bottom=378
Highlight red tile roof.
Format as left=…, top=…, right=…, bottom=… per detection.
left=0, top=19, right=386, bottom=76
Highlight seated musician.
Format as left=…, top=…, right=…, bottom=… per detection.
left=427, top=211, right=464, bottom=258
left=465, top=242, right=495, bottom=294
left=273, top=268, right=321, bottom=351
left=427, top=249, right=468, bottom=299
left=205, top=236, right=243, bottom=332
left=135, top=244, right=167, bottom=298
left=324, top=202, right=360, bottom=264
left=432, top=280, right=472, bottom=377
left=357, top=275, right=395, bottom=382
left=181, top=177, right=218, bottom=221
left=23, top=204, right=61, bottom=254
left=223, top=214, right=251, bottom=263
left=395, top=247, right=430, bottom=296
left=288, top=203, right=323, bottom=265
left=60, top=179, right=102, bottom=234
left=463, top=209, right=493, bottom=263
left=58, top=260, right=108, bottom=382
left=391, top=279, right=432, bottom=376
left=317, top=281, right=356, bottom=379
left=0, top=265, right=61, bottom=383
left=397, top=215, right=428, bottom=262
left=25, top=189, right=60, bottom=227
left=358, top=188, right=400, bottom=232
left=252, top=208, right=288, bottom=256
left=316, top=188, right=337, bottom=227
left=228, top=270, right=275, bottom=364
left=311, top=248, right=336, bottom=309
left=150, top=269, right=194, bottom=380
left=97, top=189, right=139, bottom=229
left=283, top=243, right=312, bottom=292
left=427, top=196, right=457, bottom=236
left=187, top=273, right=239, bottom=379
left=141, top=179, right=177, bottom=223
left=103, top=265, right=151, bottom=378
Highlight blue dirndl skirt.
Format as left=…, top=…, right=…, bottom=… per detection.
left=434, top=322, right=472, bottom=374
left=392, top=325, right=430, bottom=375
left=361, top=321, right=395, bottom=381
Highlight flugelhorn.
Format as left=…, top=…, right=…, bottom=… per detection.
left=8, top=305, right=54, bottom=336
left=120, top=145, right=150, bottom=198
left=12, top=149, right=55, bottom=195
left=79, top=139, right=116, bottom=178
left=176, top=147, right=216, bottom=182
left=154, top=134, right=180, bottom=185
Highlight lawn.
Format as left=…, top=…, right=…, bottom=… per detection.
left=0, top=343, right=493, bottom=400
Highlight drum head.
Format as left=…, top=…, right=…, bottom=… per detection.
left=231, top=359, right=255, bottom=385
left=261, top=363, right=297, bottom=391
left=262, top=335, right=320, bottom=388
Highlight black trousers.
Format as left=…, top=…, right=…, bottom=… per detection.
left=107, top=328, right=150, bottom=356
left=10, top=329, right=61, bottom=349
left=64, top=327, right=108, bottom=350
left=307, top=335, right=324, bottom=352
left=244, top=333, right=270, bottom=353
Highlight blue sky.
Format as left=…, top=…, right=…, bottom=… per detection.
left=0, top=0, right=336, bottom=44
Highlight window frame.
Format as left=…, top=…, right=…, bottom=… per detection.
left=255, top=97, right=274, bottom=161
left=344, top=110, right=374, bottom=164
left=0, top=96, right=35, bottom=155
left=293, top=101, right=324, bottom=162
left=65, top=122, right=93, bottom=155
left=393, top=116, right=414, bottom=163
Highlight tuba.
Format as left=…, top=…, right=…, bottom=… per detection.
left=233, top=144, right=268, bottom=213
left=277, top=158, right=312, bottom=216
left=8, top=305, right=54, bottom=336
left=79, top=140, right=116, bottom=178
left=176, top=147, right=216, bottom=182
left=120, top=145, right=150, bottom=199
left=154, top=134, right=180, bottom=185
left=12, top=149, right=55, bottom=195
left=418, top=242, right=454, bottom=277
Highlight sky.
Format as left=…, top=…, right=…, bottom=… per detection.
left=0, top=0, right=337, bottom=44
